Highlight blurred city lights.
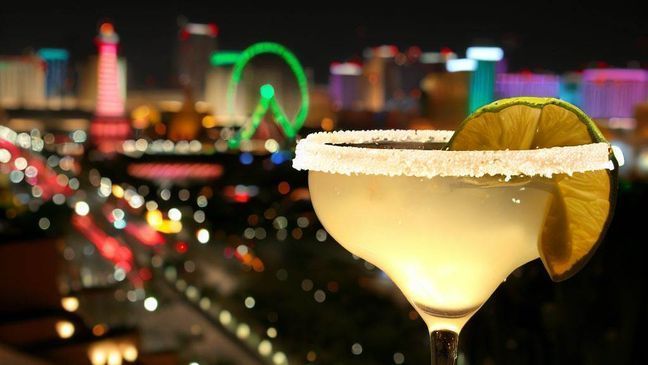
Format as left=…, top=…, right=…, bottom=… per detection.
left=196, top=228, right=210, bottom=244
left=466, top=46, right=504, bottom=61
left=446, top=58, right=477, bottom=72
left=121, top=344, right=138, bottom=362
left=55, top=320, right=75, bottom=339
left=61, top=296, right=79, bottom=312
left=258, top=340, right=273, bottom=356
left=144, top=297, right=158, bottom=312
left=168, top=208, right=182, bottom=221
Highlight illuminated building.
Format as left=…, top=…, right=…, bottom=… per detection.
left=420, top=49, right=457, bottom=65
left=636, top=102, right=648, bottom=139
left=359, top=46, right=458, bottom=116
left=206, top=50, right=250, bottom=124
left=77, top=56, right=127, bottom=112
left=89, top=23, right=131, bottom=150
left=362, top=45, right=398, bottom=112
left=37, top=48, right=69, bottom=108
left=636, top=102, right=648, bottom=178
left=95, top=23, right=124, bottom=117
left=466, top=47, right=504, bottom=112
left=581, top=69, right=648, bottom=178
left=415, top=58, right=474, bottom=130
left=0, top=55, right=47, bottom=109
left=361, top=45, right=428, bottom=113
left=168, top=88, right=202, bottom=141
left=329, top=62, right=363, bottom=110
left=178, top=22, right=218, bottom=100
left=582, top=69, right=648, bottom=120
left=495, top=72, right=560, bottom=98
left=559, top=72, right=583, bottom=107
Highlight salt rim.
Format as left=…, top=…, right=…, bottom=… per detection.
left=292, top=130, right=616, bottom=178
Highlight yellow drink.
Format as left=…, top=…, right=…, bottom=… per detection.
left=310, top=171, right=551, bottom=333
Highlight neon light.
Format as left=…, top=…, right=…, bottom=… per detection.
left=96, top=25, right=125, bottom=117
left=90, top=119, right=130, bottom=137
left=421, top=51, right=457, bottom=64
left=260, top=84, right=275, bottom=99
left=583, top=69, right=648, bottom=82
left=183, top=23, right=218, bottom=37
left=371, top=45, right=399, bottom=58
left=495, top=73, right=560, bottom=98
left=127, top=162, right=223, bottom=180
left=226, top=42, right=309, bottom=148
left=446, top=58, right=477, bottom=72
left=582, top=69, right=648, bottom=118
left=467, top=47, right=504, bottom=61
left=37, top=48, right=69, bottom=61
left=330, top=62, right=362, bottom=76
left=210, top=51, right=242, bottom=66
left=558, top=73, right=583, bottom=107
left=466, top=47, right=504, bottom=112
left=124, top=222, right=165, bottom=247
left=72, top=215, right=133, bottom=272
left=468, top=60, right=497, bottom=112
left=100, top=23, right=114, bottom=36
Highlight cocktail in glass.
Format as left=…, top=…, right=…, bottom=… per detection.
left=293, top=129, right=615, bottom=364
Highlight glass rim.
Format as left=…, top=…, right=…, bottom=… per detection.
left=292, top=129, right=616, bottom=178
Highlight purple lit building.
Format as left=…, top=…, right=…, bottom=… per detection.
left=582, top=69, right=648, bottom=119
left=495, top=73, right=560, bottom=99
left=329, top=62, right=363, bottom=111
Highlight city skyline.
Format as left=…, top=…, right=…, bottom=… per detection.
left=1, top=5, right=646, bottom=87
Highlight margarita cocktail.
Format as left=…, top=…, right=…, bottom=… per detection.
left=309, top=168, right=552, bottom=333
left=293, top=98, right=619, bottom=364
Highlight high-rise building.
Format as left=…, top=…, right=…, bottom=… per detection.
left=0, top=55, right=47, bottom=109
left=582, top=69, right=648, bottom=120
left=466, top=47, right=504, bottom=112
left=414, top=58, right=476, bottom=129
left=329, top=62, right=363, bottom=111
left=205, top=51, right=244, bottom=125
left=178, top=22, right=218, bottom=100
left=37, top=48, right=69, bottom=108
left=362, top=45, right=398, bottom=112
left=76, top=56, right=127, bottom=112
left=95, top=24, right=124, bottom=117
left=90, top=22, right=130, bottom=150
left=559, top=72, right=583, bottom=107
left=495, top=72, right=560, bottom=98
left=360, top=46, right=458, bottom=114
left=582, top=69, right=648, bottom=178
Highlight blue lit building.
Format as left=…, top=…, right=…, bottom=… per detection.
left=466, top=47, right=504, bottom=112
left=558, top=72, right=583, bottom=107
left=37, top=48, right=69, bottom=101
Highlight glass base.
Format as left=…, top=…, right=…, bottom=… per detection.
left=430, top=330, right=458, bottom=365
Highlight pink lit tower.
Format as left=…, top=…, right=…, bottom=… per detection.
left=90, top=22, right=131, bottom=152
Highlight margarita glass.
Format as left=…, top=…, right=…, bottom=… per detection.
left=293, top=129, right=615, bottom=364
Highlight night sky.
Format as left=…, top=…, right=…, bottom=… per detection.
left=1, top=3, right=646, bottom=86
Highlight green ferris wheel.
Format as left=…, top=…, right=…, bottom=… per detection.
left=225, top=42, right=309, bottom=149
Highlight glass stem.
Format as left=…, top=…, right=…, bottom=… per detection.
left=430, top=330, right=458, bottom=365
